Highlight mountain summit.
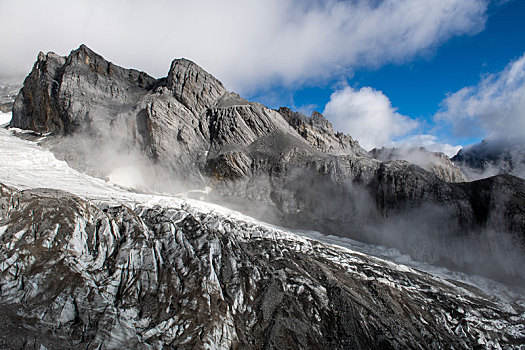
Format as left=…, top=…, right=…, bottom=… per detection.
left=2, top=45, right=525, bottom=349
left=10, top=45, right=525, bottom=284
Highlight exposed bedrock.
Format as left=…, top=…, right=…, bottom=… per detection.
left=10, top=45, right=525, bottom=283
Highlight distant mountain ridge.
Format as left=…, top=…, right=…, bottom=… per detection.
left=452, top=138, right=525, bottom=180
left=369, top=146, right=467, bottom=183
left=9, top=45, right=525, bottom=283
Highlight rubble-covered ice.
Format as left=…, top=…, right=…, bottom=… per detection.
left=1, top=112, right=524, bottom=348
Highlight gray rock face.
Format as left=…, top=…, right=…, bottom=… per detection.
left=12, top=46, right=156, bottom=134
left=369, top=146, right=467, bottom=183
left=1, top=184, right=523, bottom=349
left=10, top=45, right=525, bottom=283
left=11, top=51, right=66, bottom=131
left=452, top=138, right=525, bottom=180
left=278, top=107, right=366, bottom=156
left=167, top=58, right=227, bottom=115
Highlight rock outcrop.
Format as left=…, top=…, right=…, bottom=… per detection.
left=278, top=107, right=366, bottom=156
left=10, top=45, right=525, bottom=283
left=1, top=184, right=523, bottom=349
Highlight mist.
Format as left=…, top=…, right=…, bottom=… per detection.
left=453, top=137, right=525, bottom=180
left=195, top=160, right=525, bottom=287
left=369, top=146, right=467, bottom=183
left=366, top=203, right=525, bottom=287
left=39, top=133, right=200, bottom=198
left=371, top=146, right=446, bottom=170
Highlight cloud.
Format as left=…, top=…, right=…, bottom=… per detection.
left=391, top=134, right=462, bottom=158
left=322, top=86, right=462, bottom=155
left=0, top=0, right=488, bottom=93
left=435, top=52, right=525, bottom=141
left=323, top=86, right=418, bottom=150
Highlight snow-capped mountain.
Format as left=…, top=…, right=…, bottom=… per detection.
left=2, top=43, right=525, bottom=348
left=0, top=112, right=524, bottom=348
left=9, top=45, right=525, bottom=285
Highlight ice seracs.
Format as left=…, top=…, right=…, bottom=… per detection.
left=1, top=182, right=524, bottom=348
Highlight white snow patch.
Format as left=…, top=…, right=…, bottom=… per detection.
left=0, top=112, right=11, bottom=126
left=0, top=225, right=8, bottom=238
left=0, top=123, right=523, bottom=303
left=107, top=166, right=147, bottom=189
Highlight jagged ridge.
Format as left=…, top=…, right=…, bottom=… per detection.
left=9, top=45, right=525, bottom=284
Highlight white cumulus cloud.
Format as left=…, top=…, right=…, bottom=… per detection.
left=435, top=52, right=525, bottom=141
left=323, top=86, right=418, bottom=150
left=0, top=0, right=488, bottom=93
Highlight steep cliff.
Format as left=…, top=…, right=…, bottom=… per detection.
left=9, top=46, right=525, bottom=282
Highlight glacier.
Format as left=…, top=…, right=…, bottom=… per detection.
left=0, top=111, right=522, bottom=302
left=1, top=111, right=524, bottom=348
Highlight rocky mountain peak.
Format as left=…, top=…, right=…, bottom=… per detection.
left=66, top=45, right=108, bottom=76
left=68, top=43, right=99, bottom=62
left=9, top=46, right=525, bottom=286
left=311, top=110, right=332, bottom=129
left=278, top=107, right=366, bottom=155
left=167, top=58, right=227, bottom=115
left=35, top=50, right=65, bottom=65
left=10, top=50, right=66, bottom=132
left=12, top=44, right=156, bottom=135
left=65, top=44, right=155, bottom=89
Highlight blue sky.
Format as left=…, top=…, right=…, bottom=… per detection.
left=249, top=0, right=525, bottom=152
left=1, top=0, right=524, bottom=155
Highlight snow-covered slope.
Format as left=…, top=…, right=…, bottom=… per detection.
left=0, top=111, right=521, bottom=300
left=1, top=112, right=524, bottom=348
left=11, top=46, right=525, bottom=289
